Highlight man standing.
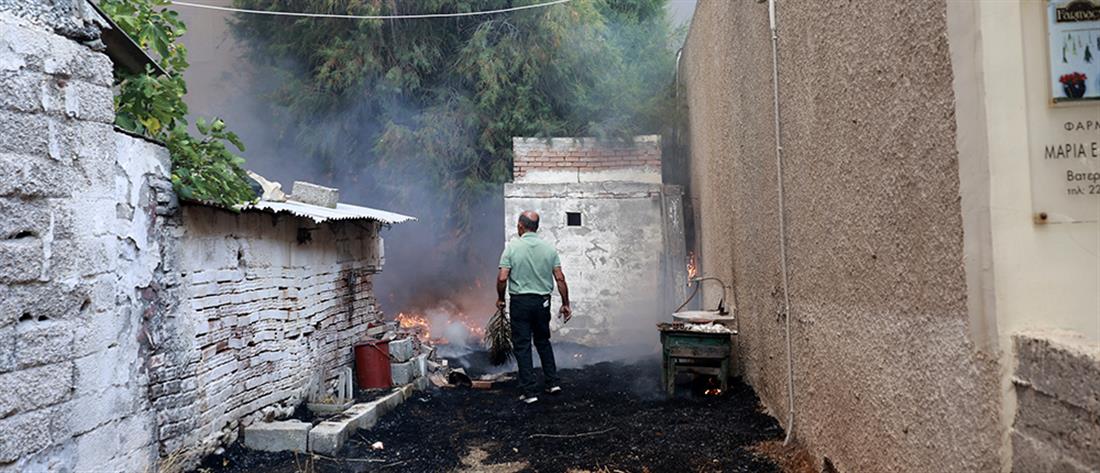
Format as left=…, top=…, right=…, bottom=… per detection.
left=497, top=210, right=572, bottom=404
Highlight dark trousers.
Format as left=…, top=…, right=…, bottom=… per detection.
left=510, top=294, right=559, bottom=395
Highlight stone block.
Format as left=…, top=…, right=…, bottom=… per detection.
left=73, top=421, right=118, bottom=473
left=244, top=420, right=310, bottom=453
left=0, top=361, right=73, bottom=418
left=308, top=420, right=348, bottom=455
left=412, top=353, right=428, bottom=378
left=413, top=375, right=431, bottom=391
left=390, top=361, right=414, bottom=386
left=1012, top=430, right=1094, bottom=473
left=378, top=390, right=404, bottom=413
left=1014, top=330, right=1100, bottom=413
left=0, top=407, right=60, bottom=463
left=15, top=321, right=73, bottom=368
left=388, top=337, right=414, bottom=363
left=344, top=402, right=379, bottom=430
left=0, top=109, right=49, bottom=157
left=1014, top=386, right=1100, bottom=467
left=0, top=152, right=74, bottom=198
left=290, top=181, right=339, bottom=208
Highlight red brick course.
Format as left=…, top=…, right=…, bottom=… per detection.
left=512, top=136, right=661, bottom=179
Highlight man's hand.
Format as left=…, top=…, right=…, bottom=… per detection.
left=496, top=298, right=506, bottom=310
left=559, top=304, right=573, bottom=323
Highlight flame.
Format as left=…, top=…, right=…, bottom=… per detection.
left=704, top=388, right=723, bottom=396
left=686, top=251, right=698, bottom=280
left=395, top=312, right=432, bottom=342
left=394, top=310, right=484, bottom=344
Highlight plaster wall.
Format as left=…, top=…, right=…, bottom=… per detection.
left=680, top=1, right=1002, bottom=471
left=150, top=206, right=385, bottom=466
left=946, top=1, right=1100, bottom=469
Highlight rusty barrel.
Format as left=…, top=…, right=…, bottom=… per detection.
left=354, top=340, right=392, bottom=389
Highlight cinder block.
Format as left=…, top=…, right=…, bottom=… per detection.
left=290, top=181, right=339, bottom=208
left=308, top=420, right=348, bottom=455
left=244, top=420, right=310, bottom=453
left=390, top=361, right=414, bottom=386
left=344, top=402, right=379, bottom=430
left=412, top=354, right=428, bottom=378
left=388, top=337, right=414, bottom=362
left=1014, top=386, right=1100, bottom=467
left=1014, top=330, right=1100, bottom=413
left=1012, top=430, right=1093, bottom=473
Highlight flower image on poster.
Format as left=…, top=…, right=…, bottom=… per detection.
left=1048, top=0, right=1100, bottom=103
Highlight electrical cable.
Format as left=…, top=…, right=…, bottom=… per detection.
left=168, top=0, right=572, bottom=20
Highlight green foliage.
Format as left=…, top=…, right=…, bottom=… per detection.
left=232, top=0, right=681, bottom=232
left=100, top=0, right=255, bottom=208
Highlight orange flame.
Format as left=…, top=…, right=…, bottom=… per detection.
left=394, top=311, right=485, bottom=344
left=395, top=312, right=432, bottom=342
left=704, top=388, right=723, bottom=396
left=687, top=251, right=698, bottom=280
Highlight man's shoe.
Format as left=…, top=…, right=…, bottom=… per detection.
left=546, top=386, right=562, bottom=395
left=519, top=394, right=539, bottom=404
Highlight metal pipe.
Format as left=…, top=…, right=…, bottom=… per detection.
left=766, top=0, right=797, bottom=447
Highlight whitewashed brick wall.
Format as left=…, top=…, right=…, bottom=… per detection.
left=148, top=206, right=385, bottom=467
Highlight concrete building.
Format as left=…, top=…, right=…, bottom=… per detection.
left=678, top=1, right=1099, bottom=472
left=0, top=3, right=413, bottom=470
left=504, top=136, right=687, bottom=346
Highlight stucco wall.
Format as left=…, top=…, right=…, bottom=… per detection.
left=680, top=1, right=1002, bottom=471
left=150, top=206, right=385, bottom=466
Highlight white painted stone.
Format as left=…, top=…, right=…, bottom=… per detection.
left=390, top=361, right=414, bottom=386
left=388, top=337, right=414, bottom=362
left=244, top=420, right=310, bottom=453
left=307, top=421, right=348, bottom=455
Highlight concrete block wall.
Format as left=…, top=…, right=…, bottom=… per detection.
left=512, top=135, right=661, bottom=183
left=0, top=10, right=175, bottom=472
left=148, top=206, right=385, bottom=467
left=1011, top=330, right=1100, bottom=473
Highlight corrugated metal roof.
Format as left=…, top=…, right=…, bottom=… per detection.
left=247, top=200, right=416, bottom=225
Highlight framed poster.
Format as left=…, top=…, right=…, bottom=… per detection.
left=1048, top=0, right=1100, bottom=103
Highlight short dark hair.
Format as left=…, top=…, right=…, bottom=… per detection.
left=518, top=213, right=539, bottom=232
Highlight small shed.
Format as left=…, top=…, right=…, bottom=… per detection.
left=504, top=136, right=687, bottom=346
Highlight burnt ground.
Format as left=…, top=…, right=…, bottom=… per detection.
left=197, top=359, right=787, bottom=473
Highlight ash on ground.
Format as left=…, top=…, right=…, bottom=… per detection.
left=197, top=359, right=785, bottom=473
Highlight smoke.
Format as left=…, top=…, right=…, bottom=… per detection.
left=174, top=2, right=685, bottom=358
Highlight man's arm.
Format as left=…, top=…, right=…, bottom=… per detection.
left=553, top=266, right=572, bottom=322
left=496, top=267, right=510, bottom=309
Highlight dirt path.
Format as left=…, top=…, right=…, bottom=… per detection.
left=198, top=360, right=785, bottom=472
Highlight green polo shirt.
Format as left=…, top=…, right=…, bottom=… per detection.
left=499, top=232, right=561, bottom=295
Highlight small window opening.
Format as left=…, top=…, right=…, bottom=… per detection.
left=566, top=212, right=582, bottom=227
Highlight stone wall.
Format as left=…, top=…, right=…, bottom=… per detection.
left=512, top=136, right=662, bottom=183
left=504, top=137, right=685, bottom=346
left=0, top=11, right=172, bottom=471
left=1011, top=330, right=1100, bottom=473
left=0, top=8, right=390, bottom=471
left=679, top=1, right=1002, bottom=471
left=149, top=206, right=385, bottom=466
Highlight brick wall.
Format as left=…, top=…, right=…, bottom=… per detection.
left=1011, top=331, right=1100, bottom=473
left=512, top=135, right=661, bottom=182
left=149, top=207, right=385, bottom=467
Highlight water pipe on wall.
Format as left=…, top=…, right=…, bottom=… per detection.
left=763, top=0, right=797, bottom=447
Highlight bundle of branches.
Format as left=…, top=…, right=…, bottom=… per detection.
left=485, top=307, right=513, bottom=366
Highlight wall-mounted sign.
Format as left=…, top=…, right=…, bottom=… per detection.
left=1048, top=0, right=1100, bottom=103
